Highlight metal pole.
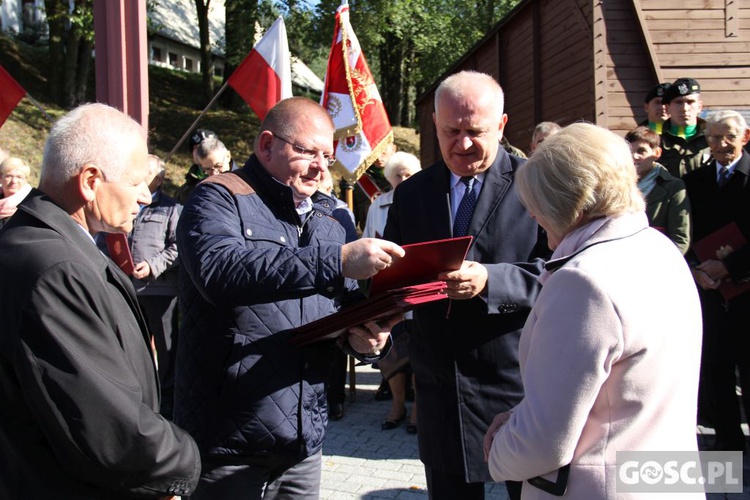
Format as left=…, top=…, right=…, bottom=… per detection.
left=164, top=80, right=230, bottom=164
left=23, top=93, right=53, bottom=122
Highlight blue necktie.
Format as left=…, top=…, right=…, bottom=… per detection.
left=453, top=176, right=476, bottom=237
left=718, top=166, right=732, bottom=187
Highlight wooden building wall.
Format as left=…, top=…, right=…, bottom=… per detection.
left=634, top=0, right=750, bottom=111
left=416, top=0, right=598, bottom=166
left=416, top=0, right=750, bottom=166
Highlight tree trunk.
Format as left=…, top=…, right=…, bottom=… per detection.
left=222, top=0, right=257, bottom=110
left=400, top=38, right=415, bottom=127
left=194, top=0, right=214, bottom=105
left=63, top=19, right=80, bottom=107
left=44, top=0, right=93, bottom=107
left=378, top=30, right=403, bottom=127
left=75, top=38, right=93, bottom=103
left=44, top=0, right=66, bottom=106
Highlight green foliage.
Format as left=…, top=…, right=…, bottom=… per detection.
left=300, top=0, right=521, bottom=125
left=68, top=0, right=94, bottom=43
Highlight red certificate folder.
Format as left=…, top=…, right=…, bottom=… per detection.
left=105, top=233, right=135, bottom=276
left=693, top=222, right=750, bottom=301
left=289, top=236, right=473, bottom=346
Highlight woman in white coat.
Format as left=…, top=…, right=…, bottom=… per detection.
left=484, top=123, right=703, bottom=499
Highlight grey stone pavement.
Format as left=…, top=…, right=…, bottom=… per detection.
left=322, top=363, right=750, bottom=499
left=321, top=363, right=510, bottom=499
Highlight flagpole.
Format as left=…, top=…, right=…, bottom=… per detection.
left=22, top=92, right=54, bottom=122
left=165, top=80, right=230, bottom=164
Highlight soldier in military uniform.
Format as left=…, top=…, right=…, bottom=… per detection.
left=640, top=82, right=671, bottom=134
left=659, top=78, right=711, bottom=178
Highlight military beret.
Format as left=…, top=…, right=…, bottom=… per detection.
left=188, top=128, right=217, bottom=151
left=644, top=83, right=671, bottom=103
left=662, top=78, right=701, bottom=104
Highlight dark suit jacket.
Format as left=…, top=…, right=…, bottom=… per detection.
left=684, top=153, right=750, bottom=285
left=0, top=190, right=200, bottom=499
left=383, top=150, right=547, bottom=482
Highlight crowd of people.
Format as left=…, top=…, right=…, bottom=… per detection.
left=0, top=70, right=747, bottom=499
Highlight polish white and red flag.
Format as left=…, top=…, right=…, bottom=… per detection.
left=228, top=16, right=293, bottom=121
left=0, top=64, right=26, bottom=129
left=321, top=2, right=393, bottom=181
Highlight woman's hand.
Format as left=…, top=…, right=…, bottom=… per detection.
left=483, top=411, right=512, bottom=462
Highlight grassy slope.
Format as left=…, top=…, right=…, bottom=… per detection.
left=0, top=34, right=419, bottom=196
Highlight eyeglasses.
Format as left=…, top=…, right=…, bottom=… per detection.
left=3, top=174, right=26, bottom=181
left=200, top=151, right=230, bottom=175
left=273, top=134, right=336, bottom=167
left=707, top=134, right=739, bottom=143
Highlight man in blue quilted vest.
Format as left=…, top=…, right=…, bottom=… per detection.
left=175, top=97, right=404, bottom=499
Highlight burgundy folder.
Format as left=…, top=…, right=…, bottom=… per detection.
left=289, top=236, right=473, bottom=346
left=693, top=222, right=750, bottom=301
left=105, top=233, right=135, bottom=276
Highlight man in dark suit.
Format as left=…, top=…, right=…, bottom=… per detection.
left=684, top=109, right=750, bottom=452
left=383, top=71, right=547, bottom=500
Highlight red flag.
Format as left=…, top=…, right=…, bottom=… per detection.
left=356, top=172, right=383, bottom=199
left=0, top=65, right=26, bottom=129
left=321, top=3, right=393, bottom=182
left=227, top=16, right=292, bottom=121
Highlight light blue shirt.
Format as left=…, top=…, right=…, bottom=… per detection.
left=715, top=156, right=741, bottom=183
left=450, top=171, right=486, bottom=221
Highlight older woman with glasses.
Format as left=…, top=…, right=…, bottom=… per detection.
left=195, top=136, right=236, bottom=177
left=483, top=123, right=703, bottom=499
left=0, top=156, right=32, bottom=228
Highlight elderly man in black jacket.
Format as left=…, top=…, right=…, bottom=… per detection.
left=684, top=109, right=750, bottom=452
left=0, top=103, right=201, bottom=498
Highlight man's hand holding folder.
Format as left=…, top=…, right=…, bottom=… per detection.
left=440, top=260, right=489, bottom=300
left=289, top=236, right=473, bottom=346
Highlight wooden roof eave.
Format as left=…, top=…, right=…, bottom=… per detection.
left=629, top=0, right=663, bottom=83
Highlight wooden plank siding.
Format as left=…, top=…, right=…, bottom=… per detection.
left=638, top=0, right=750, bottom=112
left=502, top=7, right=536, bottom=148
left=415, top=0, right=750, bottom=164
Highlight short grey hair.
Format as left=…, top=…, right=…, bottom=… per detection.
left=434, top=71, right=504, bottom=118
left=517, top=123, right=645, bottom=235
left=40, top=103, right=145, bottom=189
left=147, top=154, right=166, bottom=179
left=384, top=152, right=421, bottom=185
left=705, top=110, right=749, bottom=135
left=195, top=136, right=227, bottom=160
left=531, top=122, right=561, bottom=143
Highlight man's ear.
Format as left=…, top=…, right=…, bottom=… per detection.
left=654, top=146, right=662, bottom=160
left=78, top=164, right=102, bottom=202
left=741, top=128, right=750, bottom=146
left=497, top=114, right=509, bottom=141
left=498, top=113, right=509, bottom=133
left=257, top=131, right=275, bottom=162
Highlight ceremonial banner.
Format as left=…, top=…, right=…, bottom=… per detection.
left=0, top=65, right=26, bottom=129
left=228, top=16, right=292, bottom=121
left=321, top=3, right=393, bottom=181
